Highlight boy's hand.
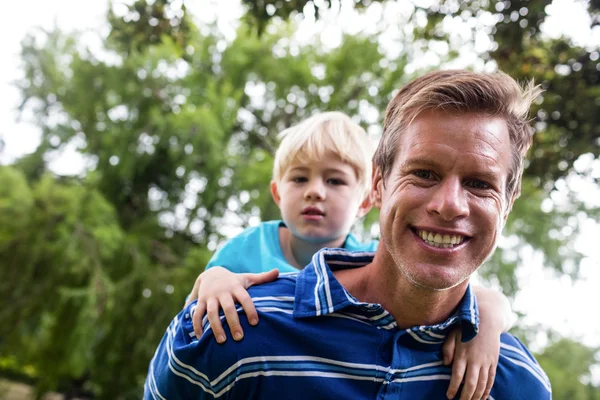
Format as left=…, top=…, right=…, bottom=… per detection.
left=442, top=327, right=499, bottom=400
left=186, top=267, right=279, bottom=343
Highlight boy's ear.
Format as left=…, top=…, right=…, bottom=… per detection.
left=371, top=167, right=383, bottom=209
left=270, top=180, right=282, bottom=207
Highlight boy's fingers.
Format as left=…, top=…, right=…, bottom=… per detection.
left=220, top=295, right=244, bottom=341
left=442, top=331, right=457, bottom=365
left=483, top=365, right=496, bottom=399
left=234, top=287, right=259, bottom=326
left=206, top=299, right=227, bottom=344
left=458, top=367, right=478, bottom=400
left=446, top=359, right=466, bottom=399
left=192, top=302, right=206, bottom=339
left=470, top=367, right=487, bottom=400
left=245, top=268, right=279, bottom=288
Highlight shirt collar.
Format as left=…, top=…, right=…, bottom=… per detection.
left=293, top=248, right=479, bottom=343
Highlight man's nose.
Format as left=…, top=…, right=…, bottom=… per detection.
left=304, top=179, right=326, bottom=201
left=426, top=177, right=470, bottom=221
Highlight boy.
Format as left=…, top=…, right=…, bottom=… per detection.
left=186, top=112, right=512, bottom=400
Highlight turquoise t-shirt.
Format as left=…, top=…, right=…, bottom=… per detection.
left=206, top=220, right=378, bottom=273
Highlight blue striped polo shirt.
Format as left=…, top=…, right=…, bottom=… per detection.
left=145, top=248, right=551, bottom=399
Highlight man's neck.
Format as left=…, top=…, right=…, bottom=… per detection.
left=279, top=227, right=346, bottom=269
left=335, top=243, right=468, bottom=329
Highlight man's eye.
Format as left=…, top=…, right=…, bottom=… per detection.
left=292, top=177, right=307, bottom=183
left=413, top=170, right=433, bottom=180
left=327, top=178, right=345, bottom=185
left=468, top=180, right=490, bottom=190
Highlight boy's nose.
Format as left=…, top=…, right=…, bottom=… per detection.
left=304, top=181, right=326, bottom=201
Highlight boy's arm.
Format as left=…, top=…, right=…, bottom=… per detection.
left=443, top=286, right=514, bottom=400
left=473, top=285, right=514, bottom=332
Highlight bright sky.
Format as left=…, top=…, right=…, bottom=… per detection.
left=1, top=0, right=599, bottom=373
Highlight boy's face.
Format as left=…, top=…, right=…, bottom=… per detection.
left=271, top=155, right=370, bottom=245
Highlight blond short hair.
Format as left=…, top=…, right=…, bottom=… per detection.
left=273, top=112, right=374, bottom=197
left=374, top=70, right=542, bottom=203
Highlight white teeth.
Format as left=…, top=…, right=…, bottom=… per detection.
left=417, top=230, right=466, bottom=248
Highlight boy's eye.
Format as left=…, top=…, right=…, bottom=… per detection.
left=327, top=178, right=345, bottom=185
left=467, top=179, right=491, bottom=190
left=291, top=177, right=307, bottom=183
left=413, top=170, right=433, bottom=180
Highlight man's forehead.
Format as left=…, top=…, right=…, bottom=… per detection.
left=393, top=111, right=512, bottom=172
left=410, top=110, right=506, bottom=131
left=404, top=111, right=509, bottom=145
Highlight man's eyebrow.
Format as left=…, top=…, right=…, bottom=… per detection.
left=399, top=158, right=441, bottom=170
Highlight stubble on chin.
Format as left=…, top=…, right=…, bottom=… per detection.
left=392, top=253, right=476, bottom=293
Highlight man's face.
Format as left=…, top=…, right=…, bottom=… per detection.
left=372, top=110, right=513, bottom=290
left=271, top=155, right=369, bottom=244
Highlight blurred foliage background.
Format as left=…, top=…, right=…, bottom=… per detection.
left=0, top=0, right=599, bottom=398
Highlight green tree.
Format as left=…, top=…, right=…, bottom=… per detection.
left=536, top=338, right=600, bottom=399
left=1, top=2, right=403, bottom=397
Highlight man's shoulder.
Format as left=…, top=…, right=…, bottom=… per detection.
left=247, top=271, right=299, bottom=299
left=493, top=333, right=552, bottom=399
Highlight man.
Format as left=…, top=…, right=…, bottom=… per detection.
left=145, top=70, right=551, bottom=399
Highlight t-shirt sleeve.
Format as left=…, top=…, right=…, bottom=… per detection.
left=205, top=227, right=259, bottom=273
left=364, top=239, right=379, bottom=251
left=203, top=222, right=293, bottom=274
left=206, top=237, right=242, bottom=272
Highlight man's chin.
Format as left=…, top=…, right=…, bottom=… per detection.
left=405, top=270, right=470, bottom=292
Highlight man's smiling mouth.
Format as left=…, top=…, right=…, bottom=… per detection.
left=412, top=228, right=469, bottom=249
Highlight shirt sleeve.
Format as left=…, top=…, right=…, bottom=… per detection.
left=205, top=231, right=251, bottom=273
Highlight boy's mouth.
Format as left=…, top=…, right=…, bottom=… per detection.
left=302, top=207, right=325, bottom=220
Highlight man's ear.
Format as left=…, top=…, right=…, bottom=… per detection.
left=371, top=167, right=383, bottom=209
left=356, top=194, right=373, bottom=219
left=503, top=193, right=517, bottom=223
left=270, top=180, right=281, bottom=207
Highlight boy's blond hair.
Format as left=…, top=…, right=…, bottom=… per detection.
left=272, top=112, right=374, bottom=197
